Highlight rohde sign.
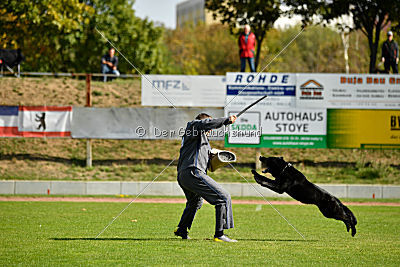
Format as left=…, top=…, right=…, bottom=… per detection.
left=227, top=73, right=294, bottom=96
left=225, top=72, right=326, bottom=148
left=226, top=72, right=296, bottom=108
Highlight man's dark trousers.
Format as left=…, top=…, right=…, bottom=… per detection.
left=384, top=60, right=399, bottom=74
left=177, top=167, right=234, bottom=232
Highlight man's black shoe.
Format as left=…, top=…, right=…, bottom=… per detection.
left=174, top=227, right=190, bottom=239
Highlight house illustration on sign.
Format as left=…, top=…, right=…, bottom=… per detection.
left=300, top=80, right=324, bottom=100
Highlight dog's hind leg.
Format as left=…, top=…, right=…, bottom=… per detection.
left=251, top=170, right=284, bottom=194
left=317, top=197, right=357, bottom=236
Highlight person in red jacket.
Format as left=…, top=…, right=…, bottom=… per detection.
left=238, top=25, right=256, bottom=72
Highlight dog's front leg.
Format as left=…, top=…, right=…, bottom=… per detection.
left=251, top=170, right=284, bottom=194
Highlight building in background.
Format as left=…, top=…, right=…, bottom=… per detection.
left=176, top=0, right=219, bottom=28
left=176, top=1, right=302, bottom=29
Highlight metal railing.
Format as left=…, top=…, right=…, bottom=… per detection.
left=0, top=71, right=140, bottom=78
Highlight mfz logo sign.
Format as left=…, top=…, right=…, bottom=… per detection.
left=300, top=80, right=324, bottom=100
left=391, top=115, right=400, bottom=131
left=152, top=80, right=189, bottom=91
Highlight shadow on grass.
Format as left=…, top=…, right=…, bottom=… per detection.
left=50, top=237, right=317, bottom=242
left=236, top=238, right=318, bottom=242
left=50, top=237, right=199, bottom=242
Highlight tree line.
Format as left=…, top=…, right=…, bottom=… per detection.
left=1, top=0, right=399, bottom=74
left=1, top=0, right=166, bottom=74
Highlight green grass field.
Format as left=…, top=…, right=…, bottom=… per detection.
left=1, top=201, right=399, bottom=266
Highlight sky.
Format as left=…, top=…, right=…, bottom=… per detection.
left=133, top=0, right=183, bottom=29
left=132, top=0, right=301, bottom=29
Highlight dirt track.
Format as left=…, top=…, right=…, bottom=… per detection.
left=0, top=197, right=399, bottom=206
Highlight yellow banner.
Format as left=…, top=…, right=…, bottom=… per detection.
left=327, top=110, right=400, bottom=148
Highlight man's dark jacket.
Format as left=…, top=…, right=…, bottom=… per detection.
left=177, top=117, right=230, bottom=173
left=382, top=40, right=399, bottom=62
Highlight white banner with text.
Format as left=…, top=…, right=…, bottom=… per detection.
left=296, top=73, right=400, bottom=109
left=141, top=75, right=226, bottom=107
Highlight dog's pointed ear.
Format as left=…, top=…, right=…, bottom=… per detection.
left=259, top=156, right=267, bottom=161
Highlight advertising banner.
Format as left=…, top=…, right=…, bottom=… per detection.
left=71, top=107, right=224, bottom=140
left=225, top=72, right=399, bottom=149
left=327, top=109, right=400, bottom=149
left=296, top=74, right=400, bottom=109
left=141, top=75, right=226, bottom=107
left=225, top=107, right=327, bottom=148
left=225, top=72, right=326, bottom=148
left=226, top=72, right=296, bottom=109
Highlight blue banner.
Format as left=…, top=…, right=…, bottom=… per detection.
left=227, top=85, right=296, bottom=96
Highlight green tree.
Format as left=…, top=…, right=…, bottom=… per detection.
left=164, top=23, right=238, bottom=74
left=0, top=0, right=166, bottom=74
left=284, top=0, right=400, bottom=73
left=163, top=24, right=371, bottom=75
left=262, top=25, right=370, bottom=73
left=0, top=0, right=92, bottom=71
left=77, top=0, right=166, bottom=74
left=205, top=0, right=281, bottom=71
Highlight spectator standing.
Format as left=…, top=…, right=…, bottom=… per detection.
left=381, top=31, right=399, bottom=74
left=238, top=25, right=256, bottom=72
left=101, top=47, right=120, bottom=82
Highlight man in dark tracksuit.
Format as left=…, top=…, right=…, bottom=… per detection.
left=174, top=113, right=237, bottom=242
left=381, top=31, right=399, bottom=74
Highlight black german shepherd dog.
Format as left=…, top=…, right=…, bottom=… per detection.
left=252, top=156, right=357, bottom=236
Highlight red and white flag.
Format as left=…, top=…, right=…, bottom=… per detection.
left=0, top=106, right=20, bottom=137
left=18, top=106, right=72, bottom=137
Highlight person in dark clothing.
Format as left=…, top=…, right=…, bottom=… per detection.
left=101, top=47, right=120, bottom=82
left=0, top=49, right=24, bottom=77
left=175, top=113, right=238, bottom=242
left=238, top=25, right=256, bottom=72
left=381, top=31, right=399, bottom=74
